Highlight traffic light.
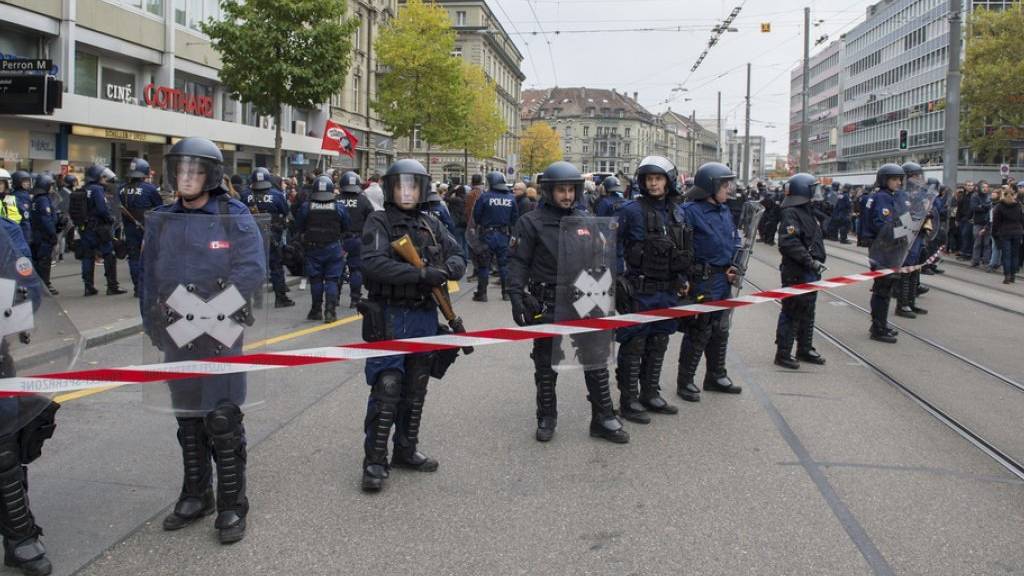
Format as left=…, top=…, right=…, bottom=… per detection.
left=898, top=129, right=909, bottom=150
left=761, top=22, right=771, bottom=33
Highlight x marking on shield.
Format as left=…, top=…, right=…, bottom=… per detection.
left=165, top=284, right=247, bottom=349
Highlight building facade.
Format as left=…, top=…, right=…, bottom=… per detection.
left=724, top=131, right=766, bottom=184
left=329, top=0, right=399, bottom=176
left=1, top=0, right=341, bottom=183
left=398, top=0, right=524, bottom=182
left=661, top=109, right=719, bottom=177
left=789, top=39, right=841, bottom=175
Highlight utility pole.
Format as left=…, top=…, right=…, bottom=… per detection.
left=799, top=6, right=810, bottom=172
left=716, top=91, right=722, bottom=162
left=942, top=0, right=962, bottom=186
left=690, top=109, right=698, bottom=175
left=743, top=62, right=752, bottom=186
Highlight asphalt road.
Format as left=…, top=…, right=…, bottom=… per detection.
left=10, top=245, right=1024, bottom=576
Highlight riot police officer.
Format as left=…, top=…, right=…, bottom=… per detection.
left=118, top=158, right=163, bottom=297
left=75, top=165, right=126, bottom=296
left=677, top=162, right=742, bottom=402
left=895, top=162, right=928, bottom=318
left=860, top=163, right=905, bottom=343
left=337, top=171, right=375, bottom=308
left=773, top=173, right=828, bottom=369
left=832, top=184, right=853, bottom=244
left=251, top=167, right=294, bottom=307
left=143, top=137, right=267, bottom=543
left=359, top=159, right=466, bottom=492
left=29, top=174, right=59, bottom=296
left=472, top=171, right=518, bottom=302
left=507, top=161, right=628, bottom=444
left=613, top=156, right=689, bottom=423
left=296, top=175, right=350, bottom=323
left=595, top=175, right=628, bottom=217
left=9, top=171, right=33, bottom=241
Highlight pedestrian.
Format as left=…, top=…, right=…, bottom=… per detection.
left=358, top=159, right=465, bottom=492
left=507, top=161, right=628, bottom=444
left=337, top=171, right=375, bottom=308
left=250, top=168, right=295, bottom=307
left=364, top=174, right=384, bottom=211
left=773, top=173, right=828, bottom=369
left=970, top=181, right=993, bottom=268
left=986, top=187, right=1004, bottom=273
left=427, top=185, right=457, bottom=237
left=296, top=175, right=350, bottom=323
left=464, top=173, right=484, bottom=227
left=142, top=137, right=267, bottom=544
left=676, top=163, right=743, bottom=402
left=513, top=181, right=535, bottom=216
left=446, top=183, right=468, bottom=254
left=613, top=156, right=688, bottom=422
left=832, top=185, right=852, bottom=244
left=992, top=186, right=1023, bottom=283
left=471, top=171, right=518, bottom=302
left=118, top=159, right=164, bottom=297
left=71, top=165, right=126, bottom=296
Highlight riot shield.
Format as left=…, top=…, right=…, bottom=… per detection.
left=141, top=209, right=270, bottom=416
left=731, top=200, right=765, bottom=298
left=868, top=182, right=938, bottom=270
left=553, top=216, right=618, bottom=372
left=0, top=229, right=83, bottom=438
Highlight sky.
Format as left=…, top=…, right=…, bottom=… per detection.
left=489, top=0, right=881, bottom=157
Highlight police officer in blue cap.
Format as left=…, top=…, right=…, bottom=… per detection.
left=8, top=171, right=33, bottom=242
left=296, top=175, right=350, bottom=323
left=358, top=159, right=465, bottom=492
left=142, top=136, right=267, bottom=543
left=613, top=156, right=690, bottom=423
left=75, top=164, right=126, bottom=296
left=471, top=171, right=518, bottom=302
left=676, top=162, right=742, bottom=402
left=337, top=171, right=375, bottom=308
left=118, top=158, right=163, bottom=297
left=250, top=167, right=294, bottom=307
left=29, top=174, right=60, bottom=297
left=860, top=163, right=905, bottom=343
left=773, top=173, right=828, bottom=369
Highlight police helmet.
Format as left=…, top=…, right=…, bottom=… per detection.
left=781, top=173, right=818, bottom=208
left=310, top=175, right=335, bottom=201
left=250, top=167, right=273, bottom=191
left=32, top=173, right=55, bottom=196
left=926, top=177, right=940, bottom=189
left=486, top=171, right=509, bottom=192
left=128, top=158, right=151, bottom=179
left=635, top=156, right=679, bottom=196
left=0, top=169, right=9, bottom=183
left=164, top=137, right=225, bottom=195
left=900, top=161, right=923, bottom=178
left=270, top=174, right=283, bottom=191
left=875, top=163, right=905, bottom=190
left=63, top=174, right=78, bottom=189
left=339, top=171, right=362, bottom=194
left=690, top=162, right=736, bottom=200
left=539, top=161, right=583, bottom=205
left=84, top=164, right=107, bottom=184
left=10, top=170, right=33, bottom=190
left=602, top=175, right=624, bottom=194
left=383, top=159, right=430, bottom=209
left=427, top=189, right=443, bottom=204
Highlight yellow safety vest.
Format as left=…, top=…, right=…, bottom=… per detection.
left=1, top=195, right=21, bottom=224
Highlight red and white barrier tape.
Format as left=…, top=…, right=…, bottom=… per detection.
left=0, top=250, right=943, bottom=397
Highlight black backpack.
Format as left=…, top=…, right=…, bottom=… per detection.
left=68, top=187, right=89, bottom=227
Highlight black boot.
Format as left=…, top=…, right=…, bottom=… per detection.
left=275, top=292, right=295, bottom=308
left=501, top=278, right=511, bottom=301
left=676, top=337, right=704, bottom=402
left=639, top=334, right=678, bottom=415
left=584, top=368, right=629, bottom=444
left=162, top=418, right=215, bottom=531
left=205, top=403, right=248, bottom=544
left=306, top=297, right=323, bottom=321
left=703, top=327, right=741, bottom=394
left=535, top=369, right=558, bottom=442
left=324, top=302, right=338, bottom=324
left=103, top=253, right=127, bottom=295
left=472, top=279, right=487, bottom=302
left=774, top=314, right=799, bottom=369
left=774, top=351, right=800, bottom=369
left=0, top=443, right=51, bottom=576
left=83, top=285, right=98, bottom=297
left=363, top=371, right=401, bottom=491
left=615, top=337, right=650, bottom=424
left=894, top=274, right=916, bottom=318
left=796, top=327, right=825, bottom=365
left=909, top=272, right=928, bottom=314
left=392, top=358, right=439, bottom=472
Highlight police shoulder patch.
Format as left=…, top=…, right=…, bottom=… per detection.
left=882, top=208, right=891, bottom=216
left=786, top=225, right=797, bottom=235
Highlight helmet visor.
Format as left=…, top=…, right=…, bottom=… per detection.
left=392, top=174, right=423, bottom=206
left=166, top=156, right=221, bottom=196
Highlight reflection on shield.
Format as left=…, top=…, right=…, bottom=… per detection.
left=731, top=201, right=765, bottom=297
left=0, top=230, right=82, bottom=438
left=141, top=210, right=270, bottom=417
left=553, top=216, right=618, bottom=372
left=868, top=182, right=938, bottom=270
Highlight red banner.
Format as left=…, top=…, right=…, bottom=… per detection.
left=321, top=119, right=358, bottom=158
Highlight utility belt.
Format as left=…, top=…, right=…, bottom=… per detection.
left=630, top=276, right=680, bottom=294
left=528, top=282, right=557, bottom=305
left=692, top=263, right=730, bottom=280
left=366, top=280, right=433, bottom=309
left=342, top=232, right=361, bottom=240
left=304, top=239, right=341, bottom=250
left=480, top=225, right=510, bottom=235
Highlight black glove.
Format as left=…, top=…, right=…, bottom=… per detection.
left=510, top=293, right=542, bottom=326
left=811, top=260, right=828, bottom=275
left=419, top=266, right=448, bottom=287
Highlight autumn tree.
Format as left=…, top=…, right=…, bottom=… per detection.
left=519, top=122, right=563, bottom=176
left=961, top=3, right=1024, bottom=163
left=448, top=61, right=508, bottom=174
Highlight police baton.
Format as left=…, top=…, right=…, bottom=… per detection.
left=390, top=235, right=474, bottom=355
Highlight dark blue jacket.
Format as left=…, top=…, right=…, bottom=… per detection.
left=680, top=199, right=738, bottom=267
left=119, top=181, right=163, bottom=232
left=473, top=190, right=518, bottom=229
left=30, top=194, right=57, bottom=243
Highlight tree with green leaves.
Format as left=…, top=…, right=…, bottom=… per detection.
left=961, top=3, right=1024, bottom=163
left=372, top=0, right=466, bottom=158
left=519, top=122, right=563, bottom=176
left=203, top=0, right=358, bottom=172
left=448, top=61, right=508, bottom=175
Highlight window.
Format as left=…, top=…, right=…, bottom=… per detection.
left=625, top=127, right=631, bottom=138
left=451, top=46, right=462, bottom=58
left=174, top=0, right=185, bottom=25
left=74, top=51, right=98, bottom=97
left=582, top=163, right=589, bottom=173
left=352, top=75, right=361, bottom=111
left=565, top=145, right=571, bottom=154
left=456, top=11, right=466, bottom=26
left=353, top=16, right=362, bottom=51
left=183, top=0, right=220, bottom=31
left=583, top=144, right=589, bottom=154
left=414, top=129, right=423, bottom=150
left=583, top=125, right=590, bottom=137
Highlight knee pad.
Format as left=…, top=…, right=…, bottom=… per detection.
left=205, top=402, right=243, bottom=436
left=0, top=442, right=18, bottom=471
left=372, top=370, right=403, bottom=405
left=620, top=334, right=647, bottom=356
left=647, top=333, right=670, bottom=354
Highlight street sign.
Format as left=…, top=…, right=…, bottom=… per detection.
left=0, top=59, right=52, bottom=73
left=0, top=75, right=62, bottom=115
left=1000, top=163, right=1010, bottom=177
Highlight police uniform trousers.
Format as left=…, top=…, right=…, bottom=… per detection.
left=125, top=225, right=144, bottom=291
left=341, top=234, right=363, bottom=301
left=615, top=288, right=678, bottom=407
left=30, top=239, right=54, bottom=288
left=268, top=229, right=288, bottom=295
left=477, top=228, right=510, bottom=289
left=78, top=227, right=119, bottom=290
left=304, top=241, right=344, bottom=309
left=678, top=271, right=733, bottom=392
left=775, top=269, right=819, bottom=357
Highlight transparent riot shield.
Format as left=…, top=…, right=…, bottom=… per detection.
left=868, top=182, right=938, bottom=270
left=141, top=210, right=270, bottom=416
left=0, top=229, right=83, bottom=438
left=553, top=216, right=618, bottom=372
left=731, top=200, right=765, bottom=298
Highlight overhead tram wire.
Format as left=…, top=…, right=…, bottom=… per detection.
left=525, top=0, right=559, bottom=86
left=491, top=0, right=542, bottom=87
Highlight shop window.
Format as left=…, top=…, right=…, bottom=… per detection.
left=174, top=0, right=185, bottom=25
left=147, top=0, right=163, bottom=16
left=75, top=52, right=99, bottom=97
left=101, top=67, right=137, bottom=104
